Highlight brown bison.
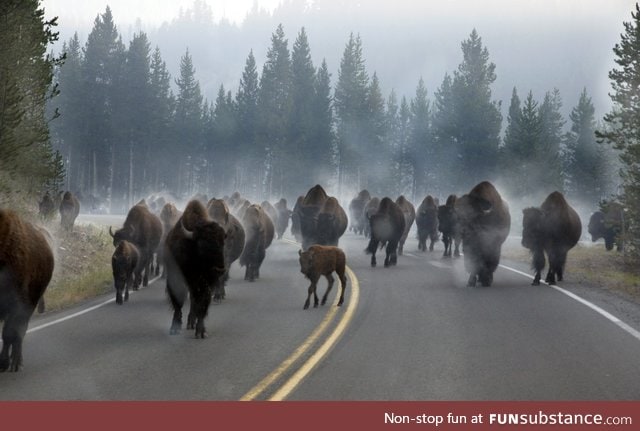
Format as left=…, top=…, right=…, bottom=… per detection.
left=164, top=200, right=226, bottom=338
left=0, top=209, right=54, bottom=371
left=315, top=197, right=348, bottom=247
left=298, top=245, right=347, bottom=310
left=297, top=184, right=329, bottom=250
left=395, top=195, right=416, bottom=255
left=207, top=198, right=245, bottom=299
left=363, top=196, right=380, bottom=238
left=158, top=202, right=182, bottom=277
left=274, top=198, right=292, bottom=239
left=111, top=240, right=140, bottom=305
left=348, top=189, right=371, bottom=235
left=438, top=194, right=461, bottom=258
left=365, top=197, right=406, bottom=267
left=416, top=195, right=439, bottom=252
left=522, top=191, right=582, bottom=285
left=588, top=201, right=624, bottom=252
left=110, top=203, right=162, bottom=289
left=240, top=204, right=275, bottom=282
left=59, top=191, right=80, bottom=231
left=455, top=181, right=511, bottom=287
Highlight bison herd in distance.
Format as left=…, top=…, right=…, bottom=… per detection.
left=0, top=180, right=627, bottom=372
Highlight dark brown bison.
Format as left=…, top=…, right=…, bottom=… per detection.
left=240, top=204, right=275, bottom=282
left=0, top=209, right=54, bottom=371
left=111, top=240, right=140, bottom=305
left=438, top=194, right=461, bottom=258
left=207, top=198, right=245, bottom=300
left=274, top=198, right=292, bottom=239
left=522, top=191, right=582, bottom=285
left=455, top=181, right=511, bottom=287
left=297, top=184, right=329, bottom=250
left=365, top=197, right=406, bottom=267
left=298, top=245, right=347, bottom=310
left=110, top=203, right=162, bottom=289
left=363, top=196, right=380, bottom=238
left=315, top=197, right=348, bottom=247
left=59, top=191, right=80, bottom=231
left=416, top=195, right=439, bottom=252
left=164, top=200, right=226, bottom=338
left=348, top=189, right=371, bottom=235
left=395, top=195, right=416, bottom=255
left=588, top=201, right=624, bottom=252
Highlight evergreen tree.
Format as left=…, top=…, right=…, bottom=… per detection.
left=0, top=0, right=63, bottom=209
left=289, top=27, right=318, bottom=193
left=565, top=88, right=605, bottom=204
left=257, top=24, right=291, bottom=199
left=365, top=72, right=387, bottom=194
left=209, top=85, right=237, bottom=194
left=432, top=73, right=458, bottom=195
left=597, top=4, right=640, bottom=255
left=334, top=33, right=369, bottom=193
left=312, top=59, right=335, bottom=186
left=82, top=6, right=125, bottom=205
left=51, top=33, right=83, bottom=193
left=235, top=50, right=260, bottom=195
left=538, top=88, right=565, bottom=192
left=450, top=29, right=502, bottom=190
left=408, top=77, right=431, bottom=200
left=148, top=46, right=175, bottom=192
left=174, top=48, right=204, bottom=197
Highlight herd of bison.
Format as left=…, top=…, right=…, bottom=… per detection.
left=0, top=181, right=626, bottom=372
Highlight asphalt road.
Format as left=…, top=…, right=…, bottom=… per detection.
left=2, top=232, right=640, bottom=400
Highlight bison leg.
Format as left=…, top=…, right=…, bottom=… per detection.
left=337, top=269, right=347, bottom=307
left=304, top=280, right=318, bottom=310
left=467, top=274, right=477, bottom=288
left=0, top=313, right=29, bottom=372
left=166, top=279, right=186, bottom=335
left=532, top=271, right=541, bottom=286
left=321, top=274, right=334, bottom=306
left=385, top=241, right=398, bottom=267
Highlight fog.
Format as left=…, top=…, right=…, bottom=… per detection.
left=42, top=0, right=636, bottom=119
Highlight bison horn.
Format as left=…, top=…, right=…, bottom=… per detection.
left=109, top=226, right=115, bottom=237
left=180, top=220, right=194, bottom=239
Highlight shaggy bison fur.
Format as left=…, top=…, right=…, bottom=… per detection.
left=298, top=245, right=347, bottom=309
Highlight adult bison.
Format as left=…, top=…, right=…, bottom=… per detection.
left=111, top=240, right=140, bottom=305
left=395, top=195, right=416, bottom=255
left=522, top=191, right=582, bottom=285
left=59, top=191, right=80, bottom=231
left=110, top=203, right=162, bottom=289
left=348, top=189, right=371, bottom=235
left=207, top=198, right=245, bottom=299
left=290, top=196, right=304, bottom=243
left=315, top=197, right=348, bottom=247
left=455, top=181, right=511, bottom=287
left=38, top=192, right=56, bottom=220
left=416, top=195, right=439, bottom=252
left=588, top=201, right=624, bottom=252
left=164, top=200, right=226, bottom=338
left=365, top=197, right=406, bottom=268
left=438, top=194, right=461, bottom=258
left=274, top=198, right=292, bottom=239
left=0, top=209, right=54, bottom=371
left=296, top=184, right=329, bottom=250
left=240, top=204, right=275, bottom=282
left=158, top=202, right=182, bottom=277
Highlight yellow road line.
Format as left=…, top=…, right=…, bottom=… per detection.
left=268, top=266, right=360, bottom=401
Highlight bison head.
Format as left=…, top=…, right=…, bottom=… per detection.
left=298, top=249, right=314, bottom=277
left=181, top=220, right=226, bottom=283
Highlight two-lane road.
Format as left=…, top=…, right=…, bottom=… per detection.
left=2, top=233, right=640, bottom=400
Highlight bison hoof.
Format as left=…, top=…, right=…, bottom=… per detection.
left=116, top=295, right=123, bottom=305
left=303, top=303, right=310, bottom=310
left=170, top=326, right=181, bottom=335
left=531, top=280, right=540, bottom=286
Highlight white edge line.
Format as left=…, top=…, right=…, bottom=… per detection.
left=499, top=263, right=640, bottom=343
left=26, top=275, right=162, bottom=335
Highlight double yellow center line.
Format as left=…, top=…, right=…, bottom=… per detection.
left=240, top=240, right=360, bottom=401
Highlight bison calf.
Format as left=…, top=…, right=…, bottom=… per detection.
left=111, top=240, right=140, bottom=305
left=298, top=245, right=347, bottom=310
